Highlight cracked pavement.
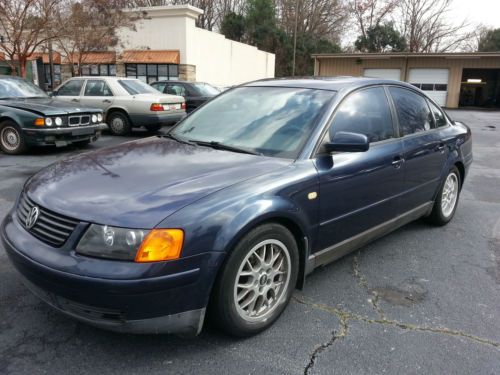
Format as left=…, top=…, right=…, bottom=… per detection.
left=1, top=111, right=500, bottom=374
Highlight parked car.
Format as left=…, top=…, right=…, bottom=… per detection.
left=150, top=80, right=220, bottom=113
left=1, top=77, right=472, bottom=337
left=0, top=75, right=106, bottom=154
left=53, top=77, right=186, bottom=135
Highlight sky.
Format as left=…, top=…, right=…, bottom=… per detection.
left=449, top=0, right=500, bottom=30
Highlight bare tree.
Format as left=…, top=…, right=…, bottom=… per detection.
left=396, top=0, right=471, bottom=52
left=55, top=0, right=138, bottom=76
left=0, top=0, right=63, bottom=77
left=347, top=0, right=398, bottom=39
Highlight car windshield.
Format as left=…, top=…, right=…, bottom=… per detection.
left=171, top=86, right=335, bottom=159
left=192, top=83, right=220, bottom=96
left=118, top=79, right=160, bottom=95
left=0, top=77, right=48, bottom=99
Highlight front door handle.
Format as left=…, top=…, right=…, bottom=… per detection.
left=71, top=98, right=79, bottom=102
left=392, top=156, right=404, bottom=169
left=436, top=143, right=445, bottom=153
left=102, top=99, right=112, bottom=103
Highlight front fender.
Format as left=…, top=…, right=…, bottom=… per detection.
left=0, top=109, right=36, bottom=129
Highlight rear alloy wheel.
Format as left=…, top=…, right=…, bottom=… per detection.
left=0, top=121, right=27, bottom=154
left=428, top=167, right=461, bottom=226
left=107, top=112, right=131, bottom=135
left=210, top=223, right=298, bottom=337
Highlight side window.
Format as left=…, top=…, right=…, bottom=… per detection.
left=165, top=84, right=186, bottom=97
left=84, top=80, right=113, bottom=96
left=328, top=87, right=394, bottom=143
left=152, top=82, right=166, bottom=93
left=57, top=80, right=84, bottom=96
left=389, top=87, right=434, bottom=136
left=428, top=101, right=448, bottom=127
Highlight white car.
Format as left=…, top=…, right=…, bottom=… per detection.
left=53, top=77, right=186, bottom=135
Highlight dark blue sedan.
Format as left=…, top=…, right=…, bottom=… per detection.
left=1, top=77, right=472, bottom=337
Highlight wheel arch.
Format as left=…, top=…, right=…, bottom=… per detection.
left=105, top=107, right=131, bottom=122
left=454, top=160, right=465, bottom=190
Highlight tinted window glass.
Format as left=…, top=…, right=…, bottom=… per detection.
left=172, top=87, right=335, bottom=159
left=328, top=87, right=394, bottom=143
left=389, top=87, right=433, bottom=136
left=118, top=79, right=160, bottom=95
left=165, top=84, right=186, bottom=96
left=57, top=80, right=84, bottom=96
left=0, top=77, right=48, bottom=98
left=429, top=101, right=448, bottom=127
left=84, top=80, right=113, bottom=96
left=152, top=82, right=166, bottom=93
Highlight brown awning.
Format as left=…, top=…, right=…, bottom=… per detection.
left=120, top=50, right=180, bottom=64
left=63, top=51, right=116, bottom=64
left=28, top=52, right=62, bottom=64
left=0, top=52, right=5, bottom=61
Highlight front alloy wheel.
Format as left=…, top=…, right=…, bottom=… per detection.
left=0, top=121, right=27, bottom=154
left=210, top=223, right=299, bottom=337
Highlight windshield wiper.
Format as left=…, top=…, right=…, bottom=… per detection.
left=189, top=140, right=261, bottom=156
left=162, top=132, right=195, bottom=145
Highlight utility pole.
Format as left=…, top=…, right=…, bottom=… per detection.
left=292, top=0, right=299, bottom=76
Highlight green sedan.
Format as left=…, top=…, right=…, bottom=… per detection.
left=0, top=75, right=107, bottom=154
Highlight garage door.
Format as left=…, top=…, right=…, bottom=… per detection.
left=408, top=69, right=449, bottom=106
left=364, top=69, right=401, bottom=81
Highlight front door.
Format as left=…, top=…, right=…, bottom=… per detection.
left=79, top=79, right=115, bottom=112
left=387, top=87, right=448, bottom=212
left=315, top=86, right=405, bottom=250
left=54, top=79, right=85, bottom=104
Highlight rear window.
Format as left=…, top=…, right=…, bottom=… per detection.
left=118, top=80, right=160, bottom=95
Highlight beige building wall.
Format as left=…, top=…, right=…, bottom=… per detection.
left=314, top=55, right=500, bottom=108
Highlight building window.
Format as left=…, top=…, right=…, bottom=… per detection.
left=125, top=64, right=179, bottom=83
left=80, top=64, right=116, bottom=76
left=410, top=83, right=448, bottom=92
left=43, top=64, right=61, bottom=87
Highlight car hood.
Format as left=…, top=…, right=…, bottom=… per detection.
left=0, top=98, right=100, bottom=116
left=24, top=137, right=290, bottom=228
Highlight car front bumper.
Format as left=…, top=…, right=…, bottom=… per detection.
left=22, top=123, right=108, bottom=146
left=129, top=112, right=186, bottom=127
left=1, top=210, right=223, bottom=335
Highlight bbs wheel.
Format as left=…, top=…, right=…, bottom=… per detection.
left=210, top=223, right=299, bottom=337
left=107, top=111, right=131, bottom=135
left=0, top=120, right=27, bottom=154
left=427, top=167, right=461, bottom=226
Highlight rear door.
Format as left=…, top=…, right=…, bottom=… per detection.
left=388, top=86, right=448, bottom=212
left=315, top=86, right=405, bottom=249
left=79, top=79, right=115, bottom=112
left=54, top=79, right=85, bottom=104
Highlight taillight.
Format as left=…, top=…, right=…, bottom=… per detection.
left=181, top=102, right=186, bottom=110
left=150, top=103, right=164, bottom=111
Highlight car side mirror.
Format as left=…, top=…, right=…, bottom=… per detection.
left=324, top=131, right=369, bottom=153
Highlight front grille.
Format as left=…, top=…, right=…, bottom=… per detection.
left=68, top=114, right=91, bottom=126
left=17, top=193, right=79, bottom=247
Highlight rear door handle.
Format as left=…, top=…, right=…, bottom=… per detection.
left=102, top=99, right=112, bottom=103
left=436, top=143, right=445, bottom=153
left=392, top=156, right=404, bottom=168
left=71, top=98, right=79, bottom=102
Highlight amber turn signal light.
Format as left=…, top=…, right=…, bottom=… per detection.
left=34, top=118, right=45, bottom=126
left=135, top=229, right=184, bottom=262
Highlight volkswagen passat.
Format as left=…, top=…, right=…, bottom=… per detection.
left=1, top=78, right=472, bottom=337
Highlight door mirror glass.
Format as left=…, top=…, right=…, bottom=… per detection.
left=324, top=131, right=369, bottom=153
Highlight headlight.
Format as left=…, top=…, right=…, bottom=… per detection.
left=76, top=224, right=184, bottom=262
left=45, top=117, right=53, bottom=126
left=97, top=113, right=103, bottom=122
left=91, top=114, right=98, bottom=123
left=55, top=117, right=63, bottom=126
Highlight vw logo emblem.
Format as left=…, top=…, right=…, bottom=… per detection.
left=25, top=206, right=39, bottom=229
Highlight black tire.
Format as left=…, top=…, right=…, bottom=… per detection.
left=427, top=166, right=461, bottom=226
left=0, top=120, right=28, bottom=155
left=209, top=223, right=299, bottom=337
left=107, top=111, right=131, bottom=135
left=145, top=124, right=162, bottom=132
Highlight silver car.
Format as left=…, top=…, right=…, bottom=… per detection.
left=53, top=77, right=186, bottom=135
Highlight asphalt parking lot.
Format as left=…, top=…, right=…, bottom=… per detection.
left=0, top=111, right=499, bottom=374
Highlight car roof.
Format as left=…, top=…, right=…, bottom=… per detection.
left=243, top=76, right=415, bottom=91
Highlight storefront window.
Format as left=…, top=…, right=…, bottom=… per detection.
left=80, top=64, right=116, bottom=76
left=125, top=63, right=179, bottom=82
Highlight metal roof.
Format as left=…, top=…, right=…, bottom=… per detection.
left=312, top=52, right=500, bottom=59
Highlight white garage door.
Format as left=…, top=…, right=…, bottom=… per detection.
left=408, top=69, right=449, bottom=106
left=364, top=69, right=401, bottom=81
